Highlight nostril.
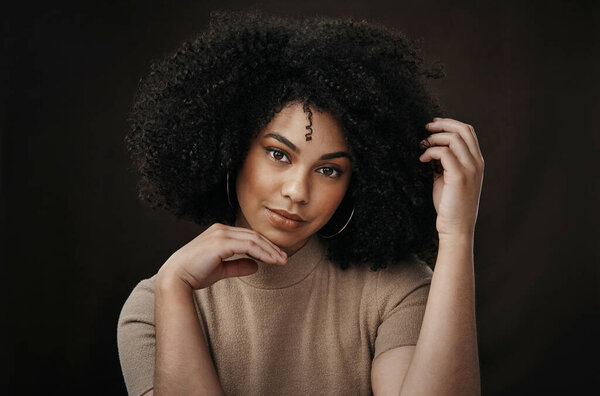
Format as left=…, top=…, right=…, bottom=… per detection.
left=280, top=171, right=312, bottom=205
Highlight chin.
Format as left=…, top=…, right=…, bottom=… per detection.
left=261, top=227, right=297, bottom=245
left=238, top=207, right=317, bottom=249
left=262, top=225, right=312, bottom=249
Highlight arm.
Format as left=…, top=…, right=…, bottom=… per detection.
left=153, top=272, right=225, bottom=396
left=372, top=237, right=479, bottom=396
left=400, top=235, right=479, bottom=395
left=372, top=118, right=483, bottom=395
left=150, top=223, right=286, bottom=395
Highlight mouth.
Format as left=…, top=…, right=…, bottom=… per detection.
left=267, top=208, right=306, bottom=222
left=265, top=207, right=306, bottom=230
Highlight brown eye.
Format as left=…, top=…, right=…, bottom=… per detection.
left=266, top=148, right=290, bottom=164
left=318, top=167, right=342, bottom=178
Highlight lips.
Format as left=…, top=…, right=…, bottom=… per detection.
left=268, top=208, right=306, bottom=222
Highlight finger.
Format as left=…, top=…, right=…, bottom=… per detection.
left=212, top=224, right=287, bottom=262
left=220, top=236, right=285, bottom=265
left=429, top=117, right=478, bottom=146
left=226, top=226, right=287, bottom=262
left=218, top=223, right=285, bottom=256
left=234, top=227, right=287, bottom=260
left=419, top=146, right=464, bottom=176
left=420, top=132, right=476, bottom=169
left=426, top=118, right=483, bottom=162
left=219, top=258, right=259, bottom=279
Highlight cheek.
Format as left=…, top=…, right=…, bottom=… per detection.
left=236, top=155, right=274, bottom=203
left=314, top=184, right=347, bottom=216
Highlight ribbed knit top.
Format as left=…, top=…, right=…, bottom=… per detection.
left=117, top=233, right=432, bottom=396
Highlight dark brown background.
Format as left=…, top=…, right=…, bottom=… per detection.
left=2, top=1, right=598, bottom=395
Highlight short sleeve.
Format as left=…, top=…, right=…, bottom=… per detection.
left=117, top=276, right=157, bottom=396
left=373, top=257, right=432, bottom=360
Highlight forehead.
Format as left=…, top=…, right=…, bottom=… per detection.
left=258, top=103, right=349, bottom=151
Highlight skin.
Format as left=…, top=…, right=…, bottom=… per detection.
left=420, top=118, right=484, bottom=239
left=150, top=112, right=484, bottom=395
left=235, top=101, right=354, bottom=256
left=371, top=117, right=484, bottom=395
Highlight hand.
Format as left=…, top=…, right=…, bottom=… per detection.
left=419, top=117, right=485, bottom=240
left=156, top=223, right=288, bottom=290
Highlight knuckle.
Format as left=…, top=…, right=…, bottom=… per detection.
left=210, top=223, right=224, bottom=231
left=253, top=233, right=265, bottom=244
left=465, top=163, right=478, bottom=174
left=455, top=171, right=467, bottom=183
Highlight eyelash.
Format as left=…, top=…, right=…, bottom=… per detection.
left=265, top=148, right=343, bottom=179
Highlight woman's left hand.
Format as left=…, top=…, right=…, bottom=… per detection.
left=419, top=117, right=485, bottom=240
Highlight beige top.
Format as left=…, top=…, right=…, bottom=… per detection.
left=117, top=233, right=433, bottom=396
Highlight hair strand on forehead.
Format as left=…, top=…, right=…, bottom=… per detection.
left=303, top=101, right=314, bottom=141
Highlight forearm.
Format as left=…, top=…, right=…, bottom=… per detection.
left=399, top=235, right=481, bottom=396
left=154, top=272, right=225, bottom=396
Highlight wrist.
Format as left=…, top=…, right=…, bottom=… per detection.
left=436, top=233, right=475, bottom=271
left=438, top=232, right=474, bottom=248
left=156, top=265, right=194, bottom=295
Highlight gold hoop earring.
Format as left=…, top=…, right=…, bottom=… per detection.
left=318, top=206, right=355, bottom=239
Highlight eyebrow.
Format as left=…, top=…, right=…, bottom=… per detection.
left=264, top=133, right=353, bottom=161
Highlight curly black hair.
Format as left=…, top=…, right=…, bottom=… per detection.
left=125, top=9, right=446, bottom=270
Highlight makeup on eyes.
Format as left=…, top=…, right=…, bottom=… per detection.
left=265, top=147, right=291, bottom=163
left=263, top=132, right=353, bottom=162
left=264, top=146, right=344, bottom=179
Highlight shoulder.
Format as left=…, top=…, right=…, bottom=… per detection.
left=117, top=275, right=158, bottom=396
left=371, top=256, right=432, bottom=358
left=374, top=255, right=433, bottom=313
left=324, top=254, right=432, bottom=306
left=376, top=254, right=432, bottom=290
left=325, top=253, right=432, bottom=287
left=118, top=274, right=158, bottom=328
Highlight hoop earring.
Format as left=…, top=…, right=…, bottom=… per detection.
left=318, top=206, right=355, bottom=239
left=226, top=171, right=234, bottom=209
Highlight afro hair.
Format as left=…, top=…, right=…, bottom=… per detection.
left=125, top=9, right=446, bottom=270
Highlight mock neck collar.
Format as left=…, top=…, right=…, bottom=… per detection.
left=228, top=229, right=328, bottom=290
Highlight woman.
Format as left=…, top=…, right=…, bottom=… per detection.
left=118, top=10, right=484, bottom=396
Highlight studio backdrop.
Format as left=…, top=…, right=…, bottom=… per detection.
left=2, top=1, right=598, bottom=395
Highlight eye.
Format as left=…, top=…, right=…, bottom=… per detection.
left=318, top=167, right=343, bottom=179
left=266, top=148, right=291, bottom=164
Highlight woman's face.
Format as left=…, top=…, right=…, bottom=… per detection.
left=235, top=102, right=353, bottom=255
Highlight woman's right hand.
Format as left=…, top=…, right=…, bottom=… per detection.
left=156, top=223, right=288, bottom=291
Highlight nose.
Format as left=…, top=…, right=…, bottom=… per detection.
left=281, top=169, right=310, bottom=205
